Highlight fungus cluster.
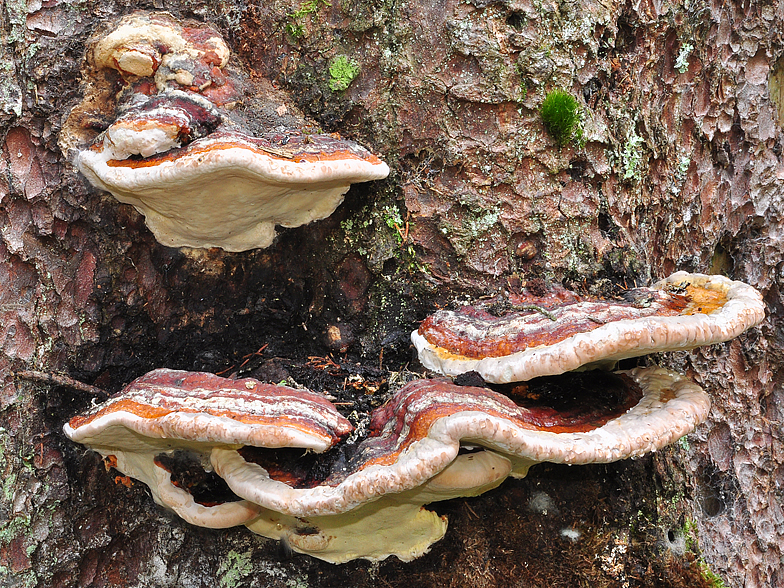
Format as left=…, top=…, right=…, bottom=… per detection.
left=411, top=272, right=766, bottom=384
left=65, top=366, right=709, bottom=562
left=64, top=273, right=764, bottom=563
left=64, top=12, right=389, bottom=251
left=59, top=9, right=765, bottom=568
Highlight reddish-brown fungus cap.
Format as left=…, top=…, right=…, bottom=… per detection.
left=63, top=368, right=351, bottom=532
left=412, top=272, right=765, bottom=384
left=102, top=91, right=221, bottom=159
left=210, top=366, right=708, bottom=517
left=64, top=368, right=352, bottom=452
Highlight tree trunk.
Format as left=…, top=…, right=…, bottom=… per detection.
left=1, top=0, right=781, bottom=587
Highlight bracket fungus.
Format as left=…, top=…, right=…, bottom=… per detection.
left=412, top=272, right=765, bottom=384
left=66, top=365, right=709, bottom=563
left=63, top=12, right=389, bottom=251
left=63, top=369, right=352, bottom=529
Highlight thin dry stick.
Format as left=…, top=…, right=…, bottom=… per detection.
left=13, top=370, right=108, bottom=399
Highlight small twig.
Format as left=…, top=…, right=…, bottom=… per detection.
left=464, top=503, right=479, bottom=520
left=215, top=364, right=237, bottom=376
left=238, top=343, right=269, bottom=369
left=242, top=343, right=269, bottom=360
left=307, top=355, right=342, bottom=372
left=393, top=222, right=407, bottom=244
left=13, top=370, right=108, bottom=400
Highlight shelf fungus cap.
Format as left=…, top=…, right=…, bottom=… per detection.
left=78, top=127, right=390, bottom=251
left=63, top=368, right=352, bottom=530
left=64, top=368, right=352, bottom=452
left=65, top=366, right=708, bottom=563
left=72, top=11, right=390, bottom=251
left=100, top=91, right=222, bottom=160
left=352, top=365, right=710, bottom=476
left=412, top=272, right=765, bottom=384
left=92, top=12, right=230, bottom=84
left=212, top=366, right=707, bottom=562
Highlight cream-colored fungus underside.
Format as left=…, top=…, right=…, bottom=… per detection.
left=78, top=141, right=390, bottom=251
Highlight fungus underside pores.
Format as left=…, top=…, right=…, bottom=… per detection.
left=63, top=272, right=764, bottom=563
left=62, top=11, right=389, bottom=251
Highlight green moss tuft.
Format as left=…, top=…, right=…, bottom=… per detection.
left=540, top=89, right=582, bottom=147
left=285, top=0, right=331, bottom=39
left=699, top=561, right=728, bottom=588
left=328, top=55, right=361, bottom=92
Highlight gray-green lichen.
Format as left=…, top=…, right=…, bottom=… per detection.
left=218, top=550, right=254, bottom=588
left=674, top=42, right=694, bottom=74
left=0, top=37, right=22, bottom=118
left=337, top=199, right=426, bottom=278
left=621, top=129, right=645, bottom=181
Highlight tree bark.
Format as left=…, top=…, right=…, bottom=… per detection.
left=1, top=0, right=781, bottom=587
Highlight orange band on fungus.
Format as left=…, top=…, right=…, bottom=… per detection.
left=104, top=141, right=385, bottom=168
left=418, top=289, right=689, bottom=360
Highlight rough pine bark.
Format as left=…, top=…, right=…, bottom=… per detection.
left=1, top=0, right=781, bottom=587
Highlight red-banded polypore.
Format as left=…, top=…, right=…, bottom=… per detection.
left=65, top=366, right=709, bottom=562
left=63, top=12, right=389, bottom=251
left=412, top=272, right=765, bottom=384
left=63, top=369, right=352, bottom=529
